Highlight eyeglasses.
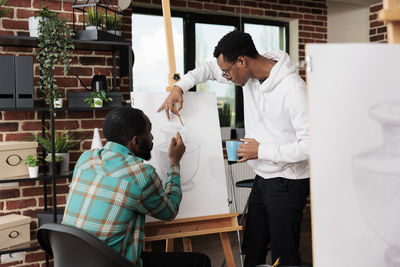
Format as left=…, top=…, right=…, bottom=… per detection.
left=221, top=59, right=237, bottom=79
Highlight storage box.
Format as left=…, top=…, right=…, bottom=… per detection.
left=0, top=214, right=31, bottom=249
left=0, top=142, right=38, bottom=181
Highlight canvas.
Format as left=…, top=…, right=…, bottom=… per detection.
left=131, top=91, right=230, bottom=220
left=307, top=43, right=400, bottom=267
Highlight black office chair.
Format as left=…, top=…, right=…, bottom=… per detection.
left=37, top=223, right=137, bottom=267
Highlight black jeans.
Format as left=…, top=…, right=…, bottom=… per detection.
left=142, top=251, right=211, bottom=267
left=242, top=176, right=310, bottom=267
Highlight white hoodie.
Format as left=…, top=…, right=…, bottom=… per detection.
left=175, top=50, right=309, bottom=180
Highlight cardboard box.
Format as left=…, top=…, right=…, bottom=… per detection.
left=0, top=214, right=31, bottom=249
left=0, top=142, right=38, bottom=181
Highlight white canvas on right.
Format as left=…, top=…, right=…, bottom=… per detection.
left=307, top=44, right=400, bottom=267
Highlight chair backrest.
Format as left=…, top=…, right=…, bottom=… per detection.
left=37, top=223, right=137, bottom=267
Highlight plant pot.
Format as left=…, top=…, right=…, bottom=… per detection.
left=220, top=127, right=231, bottom=141
left=53, top=98, right=63, bottom=108
left=107, top=30, right=121, bottom=36
left=55, top=152, right=69, bottom=175
left=93, top=98, right=103, bottom=108
left=85, top=25, right=102, bottom=31
left=28, top=16, right=42, bottom=37
left=48, top=162, right=61, bottom=177
left=28, top=166, right=39, bottom=178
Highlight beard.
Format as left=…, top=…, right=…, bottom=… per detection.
left=137, top=141, right=153, bottom=161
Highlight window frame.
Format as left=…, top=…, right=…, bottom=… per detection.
left=132, top=7, right=289, bottom=126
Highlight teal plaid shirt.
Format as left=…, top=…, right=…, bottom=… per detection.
left=62, top=142, right=182, bottom=266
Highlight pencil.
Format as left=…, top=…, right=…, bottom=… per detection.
left=173, top=106, right=184, bottom=126
left=272, top=257, right=280, bottom=267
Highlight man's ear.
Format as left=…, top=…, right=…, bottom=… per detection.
left=127, top=136, right=138, bottom=152
left=237, top=56, right=247, bottom=67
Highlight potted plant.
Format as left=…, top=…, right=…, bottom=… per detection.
left=45, top=154, right=64, bottom=176
left=105, top=14, right=122, bottom=36
left=53, top=89, right=63, bottom=108
left=85, top=7, right=104, bottom=30
left=35, top=4, right=74, bottom=114
left=28, top=127, right=83, bottom=175
left=0, top=0, right=9, bottom=19
left=218, top=102, right=231, bottom=140
left=25, top=155, right=42, bottom=178
left=84, top=90, right=113, bottom=108
left=236, top=121, right=245, bottom=139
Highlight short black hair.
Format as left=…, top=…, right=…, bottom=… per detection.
left=103, top=107, right=147, bottom=146
left=213, top=30, right=259, bottom=63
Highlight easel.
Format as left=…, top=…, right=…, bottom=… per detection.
left=142, top=1, right=243, bottom=266
left=379, top=0, right=400, bottom=43
left=144, top=213, right=242, bottom=267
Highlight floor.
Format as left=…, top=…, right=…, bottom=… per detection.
left=151, top=208, right=313, bottom=267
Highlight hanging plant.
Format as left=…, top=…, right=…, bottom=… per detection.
left=35, top=4, right=74, bottom=114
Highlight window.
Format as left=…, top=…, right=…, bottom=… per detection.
left=132, top=9, right=288, bottom=127
left=131, top=14, right=183, bottom=92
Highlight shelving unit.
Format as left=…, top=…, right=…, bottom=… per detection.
left=0, top=35, right=133, bottom=261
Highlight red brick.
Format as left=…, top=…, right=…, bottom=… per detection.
left=38, top=195, right=66, bottom=207
left=66, top=110, right=94, bottom=119
left=243, top=1, right=257, bottom=7
left=291, top=13, right=302, bottom=19
left=0, top=260, right=23, bottom=266
left=33, top=0, right=61, bottom=10
left=2, top=19, right=28, bottom=30
left=171, top=0, right=187, bottom=7
left=6, top=199, right=37, bottom=210
left=271, top=4, right=285, bottom=10
left=53, top=120, right=79, bottom=130
left=79, top=57, right=106, bottom=66
left=370, top=21, right=384, bottom=28
left=221, top=5, right=235, bottom=12
left=250, top=9, right=263, bottom=16
left=81, top=120, right=104, bottom=129
left=16, top=9, right=35, bottom=18
left=188, top=2, right=202, bottom=9
left=0, top=134, right=3, bottom=141
left=304, top=14, right=314, bottom=20
left=55, top=77, right=78, bottom=87
left=377, top=26, right=387, bottom=34
left=204, top=3, right=220, bottom=10
left=68, top=67, right=93, bottom=77
left=0, top=30, right=15, bottom=35
left=0, top=201, right=3, bottom=209
left=265, top=10, right=277, bottom=16
left=370, top=34, right=385, bottom=42
left=312, top=33, right=324, bottom=39
left=0, top=122, right=19, bottom=132
left=0, top=189, right=20, bottom=199
left=258, top=3, right=271, bottom=9
left=5, top=0, right=31, bottom=7
left=3, top=111, right=35, bottom=120
left=370, top=4, right=382, bottom=13
left=24, top=251, right=46, bottom=263
left=22, top=187, right=46, bottom=197
left=286, top=5, right=297, bottom=12
left=21, top=121, right=43, bottom=131
left=19, top=180, right=36, bottom=186
left=5, top=132, right=32, bottom=141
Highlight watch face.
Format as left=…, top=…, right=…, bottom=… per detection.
left=118, top=0, right=131, bottom=10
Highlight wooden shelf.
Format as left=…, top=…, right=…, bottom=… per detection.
left=0, top=35, right=131, bottom=51
left=0, top=174, right=72, bottom=184
left=0, top=241, right=41, bottom=255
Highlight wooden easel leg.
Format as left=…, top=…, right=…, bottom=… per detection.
left=165, top=238, right=174, bottom=252
left=220, top=232, right=235, bottom=267
left=182, top=237, right=193, bottom=252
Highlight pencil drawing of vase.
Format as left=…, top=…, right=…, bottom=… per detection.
left=155, top=126, right=200, bottom=192
left=352, top=102, right=400, bottom=266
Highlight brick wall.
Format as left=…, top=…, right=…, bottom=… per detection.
left=0, top=0, right=327, bottom=266
left=369, top=3, right=387, bottom=43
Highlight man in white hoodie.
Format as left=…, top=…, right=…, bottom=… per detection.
left=158, top=31, right=310, bottom=267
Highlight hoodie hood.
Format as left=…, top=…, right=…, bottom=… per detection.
left=260, top=50, right=297, bottom=93
left=255, top=50, right=296, bottom=112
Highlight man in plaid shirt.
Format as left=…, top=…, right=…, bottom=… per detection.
left=63, top=107, right=211, bottom=267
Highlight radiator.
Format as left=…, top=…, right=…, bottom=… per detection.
left=224, top=160, right=256, bottom=214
